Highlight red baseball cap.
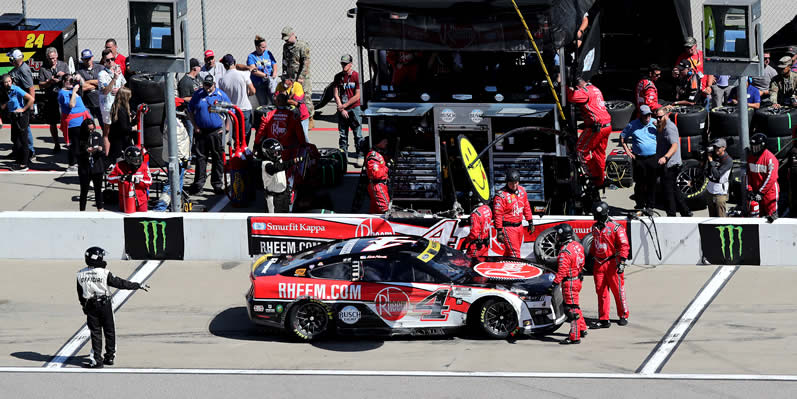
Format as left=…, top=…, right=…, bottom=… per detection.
left=204, top=49, right=215, bottom=59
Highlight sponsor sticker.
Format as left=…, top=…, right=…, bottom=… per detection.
left=253, top=305, right=264, bottom=312
left=473, top=262, right=543, bottom=280
left=440, top=108, right=456, bottom=123
left=276, top=305, right=284, bottom=313
left=417, top=240, right=441, bottom=263
left=469, top=109, right=484, bottom=123
left=294, top=268, right=306, bottom=277
left=338, top=305, right=361, bottom=324
left=374, top=287, right=410, bottom=321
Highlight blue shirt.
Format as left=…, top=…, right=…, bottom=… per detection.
left=189, top=88, right=231, bottom=129
left=728, top=84, right=761, bottom=105
left=58, top=89, right=88, bottom=128
left=5, top=84, right=28, bottom=112
left=621, top=118, right=658, bottom=156
left=247, top=50, right=277, bottom=86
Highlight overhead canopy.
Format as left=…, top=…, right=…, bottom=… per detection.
left=356, top=0, right=596, bottom=51
left=764, top=14, right=797, bottom=52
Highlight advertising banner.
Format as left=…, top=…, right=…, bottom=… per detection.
left=124, top=217, right=185, bottom=260
left=698, top=223, right=760, bottom=265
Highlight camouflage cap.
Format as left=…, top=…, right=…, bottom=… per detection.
left=281, top=26, right=294, bottom=41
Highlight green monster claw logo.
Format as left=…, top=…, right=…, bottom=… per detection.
left=715, top=225, right=743, bottom=261
left=140, top=221, right=167, bottom=255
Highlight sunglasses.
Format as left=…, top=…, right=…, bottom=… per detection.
left=104, top=57, right=115, bottom=62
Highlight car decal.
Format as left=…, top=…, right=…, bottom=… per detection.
left=416, top=240, right=440, bottom=263
left=473, top=262, right=543, bottom=280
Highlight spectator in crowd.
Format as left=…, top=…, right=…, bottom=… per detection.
left=108, top=146, right=151, bottom=213
left=104, top=38, right=126, bottom=77
left=109, top=88, right=136, bottom=162
left=199, top=49, right=226, bottom=81
left=634, top=64, right=663, bottom=114
left=59, top=73, right=92, bottom=171
left=748, top=133, right=780, bottom=220
left=76, top=49, right=105, bottom=129
left=676, top=36, right=712, bottom=105
left=275, top=74, right=311, bottom=143
left=770, top=56, right=797, bottom=108
left=567, top=76, right=612, bottom=188
left=187, top=74, right=231, bottom=195
left=334, top=54, right=364, bottom=166
left=254, top=94, right=306, bottom=164
left=247, top=35, right=278, bottom=107
left=751, top=52, right=778, bottom=104
left=282, top=26, right=313, bottom=127
left=98, top=49, right=127, bottom=155
left=705, top=138, right=732, bottom=217
left=655, top=106, right=692, bottom=217
left=1, top=73, right=34, bottom=171
left=621, top=105, right=658, bottom=210
left=710, top=75, right=733, bottom=108
left=38, top=47, right=69, bottom=154
left=787, top=46, right=797, bottom=72
left=673, top=61, right=701, bottom=106
left=218, top=54, right=255, bottom=146
left=76, top=119, right=105, bottom=211
left=7, top=49, right=36, bottom=159
left=727, top=77, right=761, bottom=109
left=178, top=58, right=202, bottom=136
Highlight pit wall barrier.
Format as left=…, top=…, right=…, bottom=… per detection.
left=0, top=212, right=793, bottom=266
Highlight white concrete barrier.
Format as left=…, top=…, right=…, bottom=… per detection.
left=0, top=212, right=794, bottom=266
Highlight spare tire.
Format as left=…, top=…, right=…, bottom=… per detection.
left=677, top=159, right=708, bottom=210
left=669, top=105, right=707, bottom=137
left=709, top=106, right=754, bottom=138
left=680, top=134, right=706, bottom=160
left=606, top=100, right=635, bottom=131
left=147, top=145, right=166, bottom=167
left=754, top=106, right=797, bottom=137
left=767, top=136, right=793, bottom=156
left=143, top=102, right=165, bottom=127
left=580, top=233, right=594, bottom=276
left=144, top=125, right=163, bottom=148
left=129, top=73, right=166, bottom=104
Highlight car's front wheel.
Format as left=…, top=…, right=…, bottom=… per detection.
left=478, top=299, right=518, bottom=339
left=286, top=301, right=329, bottom=341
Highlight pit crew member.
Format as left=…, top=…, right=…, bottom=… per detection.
left=493, top=168, right=534, bottom=258
left=567, top=76, right=612, bottom=187
left=589, top=201, right=630, bottom=328
left=551, top=223, right=587, bottom=345
left=747, top=133, right=779, bottom=219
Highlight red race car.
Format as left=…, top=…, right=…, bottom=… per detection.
left=247, top=235, right=566, bottom=340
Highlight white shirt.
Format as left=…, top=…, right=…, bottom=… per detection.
left=218, top=69, right=253, bottom=111
left=98, top=67, right=126, bottom=113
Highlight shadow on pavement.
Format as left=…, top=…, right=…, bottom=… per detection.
left=10, top=351, right=87, bottom=367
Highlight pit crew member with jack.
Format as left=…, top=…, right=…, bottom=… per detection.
left=77, top=246, right=149, bottom=368
left=550, top=224, right=587, bottom=345
left=589, top=201, right=630, bottom=329
left=493, top=168, right=534, bottom=258
left=747, top=133, right=779, bottom=221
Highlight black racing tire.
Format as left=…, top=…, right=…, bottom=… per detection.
left=606, top=100, right=635, bottom=131
left=477, top=298, right=518, bottom=339
left=286, top=300, right=330, bottom=341
left=143, top=125, right=163, bottom=148
left=142, top=102, right=165, bottom=128
left=580, top=233, right=594, bottom=276
left=680, top=134, right=706, bottom=160
left=129, top=73, right=166, bottom=104
left=728, top=161, right=744, bottom=204
left=767, top=136, right=792, bottom=156
left=709, top=106, right=754, bottom=138
left=531, top=322, right=563, bottom=337
left=669, top=105, right=707, bottom=137
left=146, top=145, right=166, bottom=167
left=315, top=81, right=336, bottom=109
left=677, top=159, right=708, bottom=210
left=753, top=106, right=797, bottom=137
left=533, top=227, right=561, bottom=267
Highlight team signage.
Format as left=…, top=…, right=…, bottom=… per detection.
left=124, top=217, right=185, bottom=260
left=698, top=223, right=760, bottom=265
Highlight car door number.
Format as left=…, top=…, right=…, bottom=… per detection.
left=415, top=289, right=450, bottom=321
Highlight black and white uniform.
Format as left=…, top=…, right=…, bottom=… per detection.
left=262, top=158, right=291, bottom=213
left=76, top=266, right=141, bottom=365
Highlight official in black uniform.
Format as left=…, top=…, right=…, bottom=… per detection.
left=76, top=246, right=149, bottom=368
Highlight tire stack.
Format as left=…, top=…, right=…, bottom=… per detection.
left=709, top=106, right=754, bottom=159
left=605, top=100, right=635, bottom=131
left=129, top=73, right=167, bottom=167
left=668, top=105, right=707, bottom=160
left=753, top=106, right=797, bottom=156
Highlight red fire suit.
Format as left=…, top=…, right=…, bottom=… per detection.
left=747, top=150, right=780, bottom=217
left=493, top=185, right=533, bottom=258
left=366, top=149, right=390, bottom=213
left=634, top=78, right=663, bottom=113
left=107, top=161, right=152, bottom=213
left=567, top=84, right=612, bottom=187
left=554, top=240, right=587, bottom=341
left=590, top=220, right=630, bottom=321
left=254, top=107, right=306, bottom=161
left=465, top=204, right=493, bottom=257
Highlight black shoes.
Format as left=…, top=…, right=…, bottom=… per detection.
left=580, top=330, right=588, bottom=337
left=103, top=355, right=115, bottom=366
left=82, top=361, right=103, bottom=369
left=560, top=338, right=581, bottom=345
left=618, top=317, right=628, bottom=326
left=212, top=186, right=225, bottom=195
left=590, top=320, right=611, bottom=329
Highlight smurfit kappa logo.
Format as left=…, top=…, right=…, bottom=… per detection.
left=140, top=221, right=167, bottom=255
left=715, top=225, right=743, bottom=261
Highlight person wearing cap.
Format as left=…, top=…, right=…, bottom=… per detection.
left=673, top=60, right=701, bottom=106
left=676, top=36, right=712, bottom=99
left=38, top=47, right=69, bottom=154
left=218, top=54, right=256, bottom=145
left=705, top=138, right=732, bottom=217
left=7, top=49, right=36, bottom=159
left=187, top=74, right=232, bottom=195
left=769, top=55, right=797, bottom=108
left=281, top=26, right=313, bottom=127
left=76, top=49, right=105, bottom=129
left=751, top=52, right=778, bottom=103
left=247, top=35, right=278, bottom=107
left=1, top=73, right=35, bottom=171
left=621, top=105, right=658, bottom=210
left=104, top=38, right=127, bottom=77
left=178, top=58, right=202, bottom=136
left=655, top=106, right=692, bottom=217
left=334, top=54, right=364, bottom=166
left=199, top=49, right=226, bottom=81
left=98, top=48, right=127, bottom=154
left=275, top=73, right=311, bottom=143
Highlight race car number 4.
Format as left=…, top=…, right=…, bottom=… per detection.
left=473, top=262, right=542, bottom=280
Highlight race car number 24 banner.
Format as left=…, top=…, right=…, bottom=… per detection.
left=124, top=217, right=185, bottom=260
left=698, top=223, right=760, bottom=265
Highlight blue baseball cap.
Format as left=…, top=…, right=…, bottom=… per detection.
left=81, top=49, right=93, bottom=59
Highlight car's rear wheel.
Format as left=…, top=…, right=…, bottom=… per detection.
left=286, top=301, right=329, bottom=341
left=533, top=227, right=561, bottom=267
left=478, top=298, right=518, bottom=339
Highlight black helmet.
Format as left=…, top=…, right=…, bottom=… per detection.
left=123, top=146, right=143, bottom=170
left=555, top=223, right=575, bottom=248
left=85, top=246, right=107, bottom=268
left=750, top=133, right=767, bottom=155
left=261, top=138, right=283, bottom=161
left=506, top=168, right=521, bottom=183
left=592, top=201, right=609, bottom=224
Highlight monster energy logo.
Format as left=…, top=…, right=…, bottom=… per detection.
left=140, top=221, right=167, bottom=255
left=715, top=225, right=743, bottom=261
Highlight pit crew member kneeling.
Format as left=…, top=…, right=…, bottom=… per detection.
left=550, top=224, right=587, bottom=345
left=260, top=138, right=302, bottom=213
left=493, top=168, right=534, bottom=258
left=748, top=133, right=779, bottom=221
left=107, top=146, right=152, bottom=213
left=590, top=201, right=630, bottom=329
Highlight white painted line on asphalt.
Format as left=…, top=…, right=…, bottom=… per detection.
left=1, top=367, right=796, bottom=381
left=637, top=265, right=739, bottom=375
left=209, top=195, right=230, bottom=212
left=43, top=260, right=164, bottom=368
left=0, top=171, right=71, bottom=175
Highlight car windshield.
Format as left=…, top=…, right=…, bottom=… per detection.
left=425, top=243, right=473, bottom=283
left=253, top=241, right=339, bottom=277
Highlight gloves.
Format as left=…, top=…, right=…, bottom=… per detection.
left=526, top=223, right=535, bottom=235
left=496, top=231, right=506, bottom=244
left=138, top=283, right=150, bottom=292
left=617, top=260, right=627, bottom=275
